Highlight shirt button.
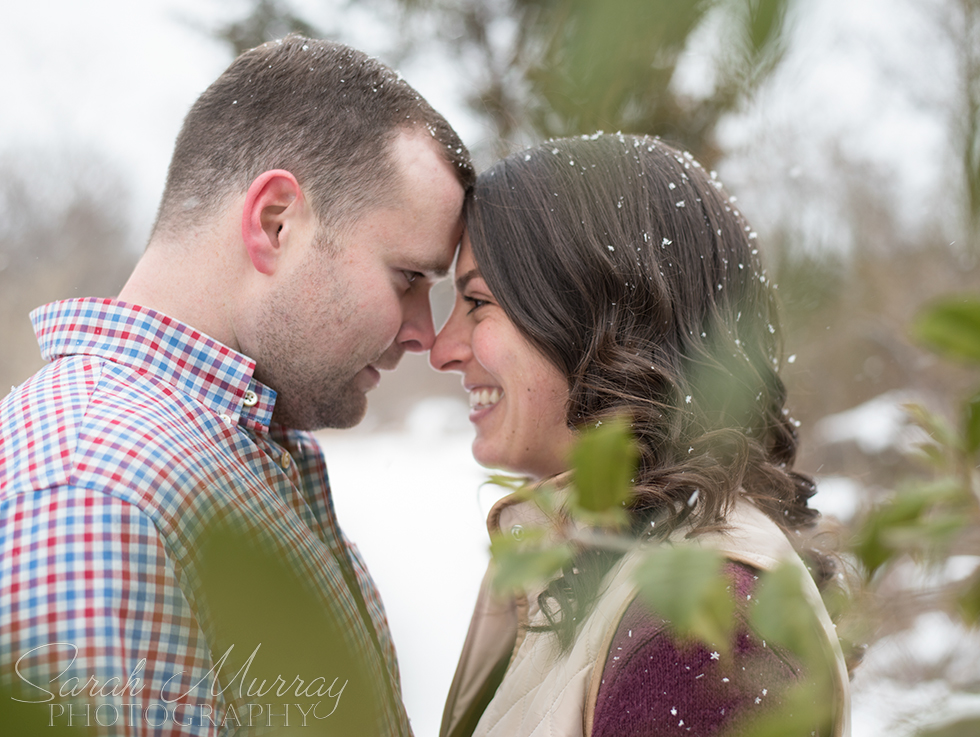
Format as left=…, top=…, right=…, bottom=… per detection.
left=219, top=414, right=233, bottom=426
left=279, top=451, right=292, bottom=470
left=242, top=390, right=258, bottom=407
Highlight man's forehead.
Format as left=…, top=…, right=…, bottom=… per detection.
left=364, top=129, right=465, bottom=278
left=431, top=216, right=466, bottom=278
left=430, top=237, right=463, bottom=279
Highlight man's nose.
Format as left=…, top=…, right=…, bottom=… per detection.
left=397, top=290, right=436, bottom=353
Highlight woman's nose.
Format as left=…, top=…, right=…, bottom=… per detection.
left=429, top=304, right=470, bottom=373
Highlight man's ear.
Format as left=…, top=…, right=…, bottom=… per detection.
left=241, top=170, right=307, bottom=275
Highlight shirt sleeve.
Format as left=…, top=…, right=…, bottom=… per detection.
left=590, top=561, right=809, bottom=737
left=1, top=486, right=223, bottom=736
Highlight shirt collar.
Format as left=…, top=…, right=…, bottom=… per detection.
left=31, top=298, right=276, bottom=432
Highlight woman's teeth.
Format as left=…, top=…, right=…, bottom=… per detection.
left=469, top=388, right=502, bottom=409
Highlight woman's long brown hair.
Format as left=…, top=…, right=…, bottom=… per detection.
left=466, top=133, right=830, bottom=648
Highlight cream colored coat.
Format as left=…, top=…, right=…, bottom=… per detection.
left=440, top=494, right=851, bottom=737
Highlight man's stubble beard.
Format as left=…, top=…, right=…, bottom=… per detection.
left=270, top=364, right=368, bottom=431
left=250, top=259, right=371, bottom=432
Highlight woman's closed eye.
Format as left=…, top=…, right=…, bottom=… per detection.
left=463, top=295, right=490, bottom=313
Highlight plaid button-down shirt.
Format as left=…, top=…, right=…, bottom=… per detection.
left=0, top=298, right=410, bottom=735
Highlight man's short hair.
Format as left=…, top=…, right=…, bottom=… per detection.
left=153, top=35, right=475, bottom=240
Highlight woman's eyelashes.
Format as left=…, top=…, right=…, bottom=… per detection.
left=402, top=270, right=424, bottom=286
left=463, top=295, right=490, bottom=314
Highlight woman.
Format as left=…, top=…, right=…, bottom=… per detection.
left=430, top=133, right=850, bottom=737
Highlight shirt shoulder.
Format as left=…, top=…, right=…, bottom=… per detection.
left=1, top=352, right=241, bottom=512
left=1, top=355, right=104, bottom=493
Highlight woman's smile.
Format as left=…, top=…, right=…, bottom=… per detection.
left=468, top=386, right=502, bottom=412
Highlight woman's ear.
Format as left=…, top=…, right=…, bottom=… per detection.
left=241, top=169, right=305, bottom=275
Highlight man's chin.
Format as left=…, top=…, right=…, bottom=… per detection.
left=322, top=403, right=368, bottom=430
left=274, top=391, right=368, bottom=432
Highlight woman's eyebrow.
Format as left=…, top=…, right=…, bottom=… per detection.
left=455, top=268, right=482, bottom=292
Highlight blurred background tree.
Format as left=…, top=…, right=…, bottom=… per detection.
left=206, top=0, right=795, bottom=165
left=0, top=149, right=136, bottom=394
left=209, top=0, right=321, bottom=54
left=946, top=0, right=980, bottom=243
left=384, top=0, right=793, bottom=164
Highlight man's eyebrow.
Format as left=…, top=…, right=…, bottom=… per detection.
left=407, top=259, right=451, bottom=280
left=455, top=268, right=481, bottom=292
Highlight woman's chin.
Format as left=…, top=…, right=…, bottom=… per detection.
left=471, top=443, right=500, bottom=472
left=471, top=441, right=516, bottom=477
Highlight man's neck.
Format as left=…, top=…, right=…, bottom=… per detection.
left=118, top=237, right=241, bottom=353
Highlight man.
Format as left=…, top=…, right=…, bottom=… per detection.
left=0, top=36, right=473, bottom=735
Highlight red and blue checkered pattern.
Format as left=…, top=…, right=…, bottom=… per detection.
left=1, top=299, right=409, bottom=736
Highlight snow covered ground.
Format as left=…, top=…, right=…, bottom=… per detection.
left=316, top=398, right=495, bottom=736
left=850, top=611, right=980, bottom=736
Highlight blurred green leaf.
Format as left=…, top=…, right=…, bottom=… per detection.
left=902, top=478, right=970, bottom=505
left=854, top=508, right=921, bottom=579
left=964, top=392, right=980, bottom=455
left=194, top=522, right=382, bottom=735
left=484, top=476, right=570, bottom=518
left=751, top=562, right=823, bottom=659
left=0, top=686, right=92, bottom=736
left=744, top=562, right=839, bottom=737
left=737, top=562, right=841, bottom=737
left=735, top=679, right=835, bottom=737
left=881, top=512, right=967, bottom=557
left=485, top=474, right=530, bottom=493
left=378, top=0, right=795, bottom=162
left=570, top=416, right=638, bottom=515
left=528, top=0, right=709, bottom=141
left=912, top=441, right=949, bottom=470
left=956, top=570, right=980, bottom=626
left=916, top=716, right=980, bottom=737
left=634, top=546, right=734, bottom=651
left=912, top=295, right=980, bottom=364
left=489, top=527, right=574, bottom=596
left=853, top=480, right=966, bottom=578
left=746, top=0, right=787, bottom=53
left=566, top=505, right=630, bottom=530
left=905, top=402, right=958, bottom=450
